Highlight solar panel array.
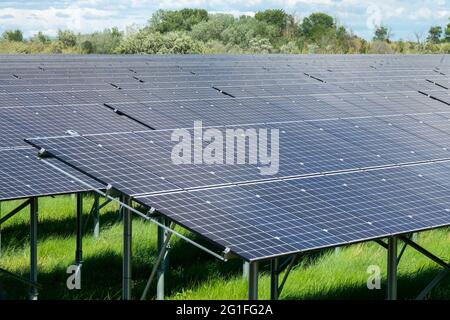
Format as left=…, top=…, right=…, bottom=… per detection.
left=6, top=54, right=450, bottom=261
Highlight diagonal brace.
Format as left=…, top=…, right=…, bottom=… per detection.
left=399, top=236, right=450, bottom=300
left=83, top=195, right=110, bottom=234
left=0, top=266, right=42, bottom=290
left=276, top=255, right=298, bottom=298
left=0, top=200, right=31, bottom=225
left=374, top=234, right=412, bottom=265
left=140, top=222, right=175, bottom=300
left=400, top=236, right=449, bottom=270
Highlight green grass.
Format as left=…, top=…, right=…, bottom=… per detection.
left=0, top=195, right=449, bottom=300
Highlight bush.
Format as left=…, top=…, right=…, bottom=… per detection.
left=58, top=30, right=77, bottom=47
left=81, top=40, right=95, bottom=54
left=118, top=30, right=204, bottom=54
left=249, top=38, right=273, bottom=53
left=2, top=29, right=23, bottom=42
left=32, top=32, right=50, bottom=44
left=77, top=28, right=123, bottom=54
left=191, top=14, right=235, bottom=42
left=279, top=41, right=299, bottom=53
left=150, top=9, right=209, bottom=33
left=368, top=40, right=394, bottom=54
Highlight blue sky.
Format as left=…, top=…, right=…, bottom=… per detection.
left=0, top=1, right=449, bottom=41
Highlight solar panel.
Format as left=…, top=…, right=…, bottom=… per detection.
left=26, top=110, right=450, bottom=194
left=136, top=161, right=450, bottom=261
left=0, top=148, right=104, bottom=201
left=0, top=105, right=147, bottom=148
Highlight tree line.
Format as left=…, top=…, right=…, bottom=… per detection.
left=1, top=8, right=450, bottom=54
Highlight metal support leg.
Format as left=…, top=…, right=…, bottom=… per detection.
left=243, top=261, right=249, bottom=279
left=122, top=196, right=132, bottom=300
left=118, top=195, right=124, bottom=222
left=0, top=201, right=2, bottom=258
left=248, top=262, right=258, bottom=300
left=157, top=217, right=169, bottom=300
left=93, top=193, right=100, bottom=238
left=270, top=259, right=279, bottom=300
left=387, top=237, right=397, bottom=300
left=76, top=193, right=83, bottom=265
left=29, top=197, right=38, bottom=300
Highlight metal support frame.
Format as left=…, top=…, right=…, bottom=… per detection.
left=0, top=199, right=31, bottom=225
left=75, top=193, right=83, bottom=266
left=374, top=239, right=388, bottom=249
left=83, top=196, right=113, bottom=236
left=40, top=159, right=228, bottom=262
left=270, top=255, right=298, bottom=300
left=93, top=193, right=100, bottom=238
left=0, top=266, right=41, bottom=289
left=141, top=221, right=175, bottom=300
left=387, top=237, right=398, bottom=300
left=270, top=259, right=279, bottom=300
left=97, top=197, right=113, bottom=212
left=29, top=197, right=38, bottom=300
left=0, top=199, right=42, bottom=298
left=375, top=234, right=411, bottom=265
left=156, top=217, right=170, bottom=300
left=118, top=194, right=125, bottom=222
left=399, top=235, right=450, bottom=300
left=242, top=261, right=249, bottom=279
left=0, top=201, right=2, bottom=257
left=248, top=261, right=258, bottom=300
left=377, top=234, right=450, bottom=300
left=416, top=268, right=449, bottom=300
left=122, top=195, right=132, bottom=300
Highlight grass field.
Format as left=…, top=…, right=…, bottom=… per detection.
left=0, top=195, right=449, bottom=300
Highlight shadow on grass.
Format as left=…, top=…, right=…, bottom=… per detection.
left=281, top=265, right=450, bottom=300
left=0, top=209, right=120, bottom=248
left=1, top=229, right=449, bottom=300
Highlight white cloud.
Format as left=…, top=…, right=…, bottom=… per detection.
left=409, top=7, right=433, bottom=20
left=0, top=0, right=449, bottom=40
left=0, top=5, right=143, bottom=37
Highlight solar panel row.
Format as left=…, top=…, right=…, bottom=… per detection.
left=3, top=54, right=450, bottom=262
left=137, top=161, right=450, bottom=260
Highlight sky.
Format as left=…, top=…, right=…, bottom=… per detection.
left=0, top=0, right=449, bottom=41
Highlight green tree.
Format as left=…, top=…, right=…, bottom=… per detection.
left=2, top=29, right=23, bottom=42
left=77, top=28, right=123, bottom=54
left=300, top=13, right=335, bottom=40
left=58, top=30, right=77, bottom=47
left=255, top=9, right=291, bottom=35
left=118, top=29, right=203, bottom=54
left=373, top=25, right=391, bottom=42
left=32, top=32, right=50, bottom=44
left=444, top=20, right=450, bottom=42
left=427, top=26, right=442, bottom=43
left=221, top=16, right=278, bottom=48
left=149, top=9, right=208, bottom=32
left=191, top=14, right=235, bottom=42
